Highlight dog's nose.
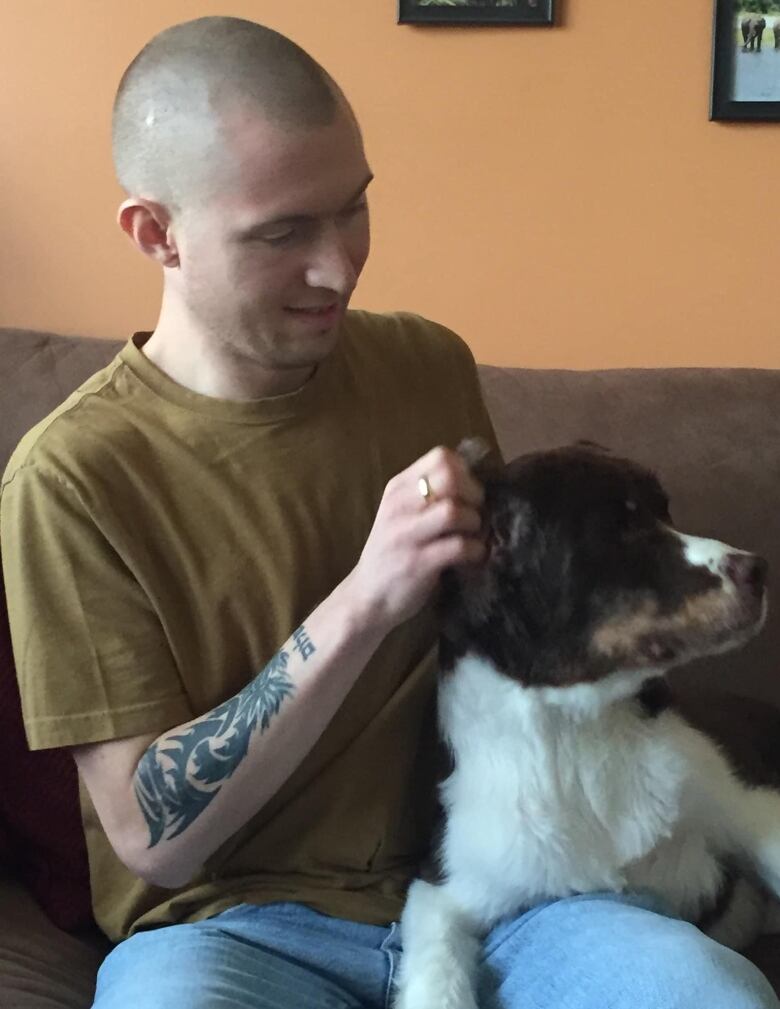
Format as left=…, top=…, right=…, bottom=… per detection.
left=724, top=553, right=768, bottom=594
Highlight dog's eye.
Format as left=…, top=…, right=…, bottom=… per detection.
left=621, top=500, right=643, bottom=525
left=618, top=498, right=652, bottom=532
left=619, top=494, right=671, bottom=531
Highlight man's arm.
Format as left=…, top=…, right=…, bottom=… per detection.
left=71, top=445, right=485, bottom=888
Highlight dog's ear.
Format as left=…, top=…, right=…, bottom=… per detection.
left=574, top=439, right=611, bottom=454
left=456, top=436, right=503, bottom=483
left=486, top=485, right=534, bottom=555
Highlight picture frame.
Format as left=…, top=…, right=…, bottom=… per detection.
left=398, top=0, right=555, bottom=28
left=710, top=1, right=780, bottom=121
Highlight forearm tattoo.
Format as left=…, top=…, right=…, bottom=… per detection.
left=134, top=626, right=316, bottom=847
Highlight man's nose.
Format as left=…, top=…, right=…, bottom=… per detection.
left=305, top=225, right=358, bottom=294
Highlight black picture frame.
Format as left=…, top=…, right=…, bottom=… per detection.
left=398, top=0, right=555, bottom=27
left=710, top=1, right=780, bottom=121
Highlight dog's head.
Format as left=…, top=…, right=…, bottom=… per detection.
left=440, top=443, right=768, bottom=689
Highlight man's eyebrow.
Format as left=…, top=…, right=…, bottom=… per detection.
left=238, top=173, right=374, bottom=238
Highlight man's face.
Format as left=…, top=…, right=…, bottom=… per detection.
left=170, top=102, right=372, bottom=374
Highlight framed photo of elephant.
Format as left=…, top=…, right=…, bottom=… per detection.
left=710, top=1, right=780, bottom=120
left=398, top=0, right=555, bottom=27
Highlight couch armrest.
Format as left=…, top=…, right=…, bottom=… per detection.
left=0, top=875, right=109, bottom=1009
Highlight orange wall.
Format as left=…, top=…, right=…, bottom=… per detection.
left=2, top=1, right=778, bottom=368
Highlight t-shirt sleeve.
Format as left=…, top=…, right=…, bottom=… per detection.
left=1, top=464, right=193, bottom=750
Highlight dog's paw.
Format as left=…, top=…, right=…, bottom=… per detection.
left=393, top=972, right=479, bottom=1009
left=394, top=989, right=478, bottom=1009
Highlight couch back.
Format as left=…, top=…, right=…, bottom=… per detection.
left=2, top=327, right=779, bottom=709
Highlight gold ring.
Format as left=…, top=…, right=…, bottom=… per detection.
left=417, top=475, right=434, bottom=504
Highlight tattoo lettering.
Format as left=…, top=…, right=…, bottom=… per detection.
left=292, top=624, right=316, bottom=661
left=134, top=648, right=295, bottom=847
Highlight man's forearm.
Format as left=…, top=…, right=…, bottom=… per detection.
left=135, top=640, right=298, bottom=848
left=122, top=573, right=390, bottom=887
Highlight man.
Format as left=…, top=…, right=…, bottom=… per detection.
left=1, top=16, right=776, bottom=1009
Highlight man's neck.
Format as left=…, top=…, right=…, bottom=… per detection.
left=141, top=318, right=314, bottom=401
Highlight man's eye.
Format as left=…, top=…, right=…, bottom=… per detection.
left=261, top=229, right=296, bottom=246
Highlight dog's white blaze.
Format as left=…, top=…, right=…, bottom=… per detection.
left=675, top=530, right=733, bottom=574
left=674, top=531, right=767, bottom=635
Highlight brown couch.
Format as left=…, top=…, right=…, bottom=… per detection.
left=1, top=326, right=779, bottom=1006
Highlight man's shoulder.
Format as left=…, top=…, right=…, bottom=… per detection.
left=342, top=309, right=475, bottom=370
left=2, top=354, right=132, bottom=491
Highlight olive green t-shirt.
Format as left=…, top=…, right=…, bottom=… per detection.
left=1, top=310, right=498, bottom=942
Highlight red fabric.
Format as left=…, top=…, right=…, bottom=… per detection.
left=0, top=812, right=18, bottom=867
left=0, top=572, right=93, bottom=930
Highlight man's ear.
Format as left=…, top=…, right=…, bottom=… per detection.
left=117, top=198, right=180, bottom=267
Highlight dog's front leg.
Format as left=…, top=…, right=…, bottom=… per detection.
left=394, top=879, right=482, bottom=1009
left=679, top=725, right=780, bottom=894
left=737, top=785, right=780, bottom=898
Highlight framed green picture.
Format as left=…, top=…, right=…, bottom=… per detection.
left=398, top=0, right=555, bottom=27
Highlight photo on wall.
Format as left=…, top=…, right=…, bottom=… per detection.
left=398, top=0, right=555, bottom=27
left=710, top=1, right=780, bottom=120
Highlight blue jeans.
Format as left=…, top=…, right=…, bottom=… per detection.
left=92, top=892, right=779, bottom=1008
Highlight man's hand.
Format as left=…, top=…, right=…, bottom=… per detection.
left=345, top=446, right=486, bottom=632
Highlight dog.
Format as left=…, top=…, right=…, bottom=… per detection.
left=394, top=442, right=775, bottom=1009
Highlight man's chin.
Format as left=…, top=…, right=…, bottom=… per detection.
left=268, top=322, right=343, bottom=372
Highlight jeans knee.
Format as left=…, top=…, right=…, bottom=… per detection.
left=651, top=929, right=779, bottom=1009
left=482, top=896, right=780, bottom=1009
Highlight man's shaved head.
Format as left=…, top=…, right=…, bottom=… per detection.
left=112, top=17, right=342, bottom=211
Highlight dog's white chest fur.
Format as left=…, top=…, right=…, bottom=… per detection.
left=437, top=655, right=721, bottom=926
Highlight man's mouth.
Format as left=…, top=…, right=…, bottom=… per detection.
left=285, top=303, right=339, bottom=317
left=283, top=303, right=342, bottom=329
